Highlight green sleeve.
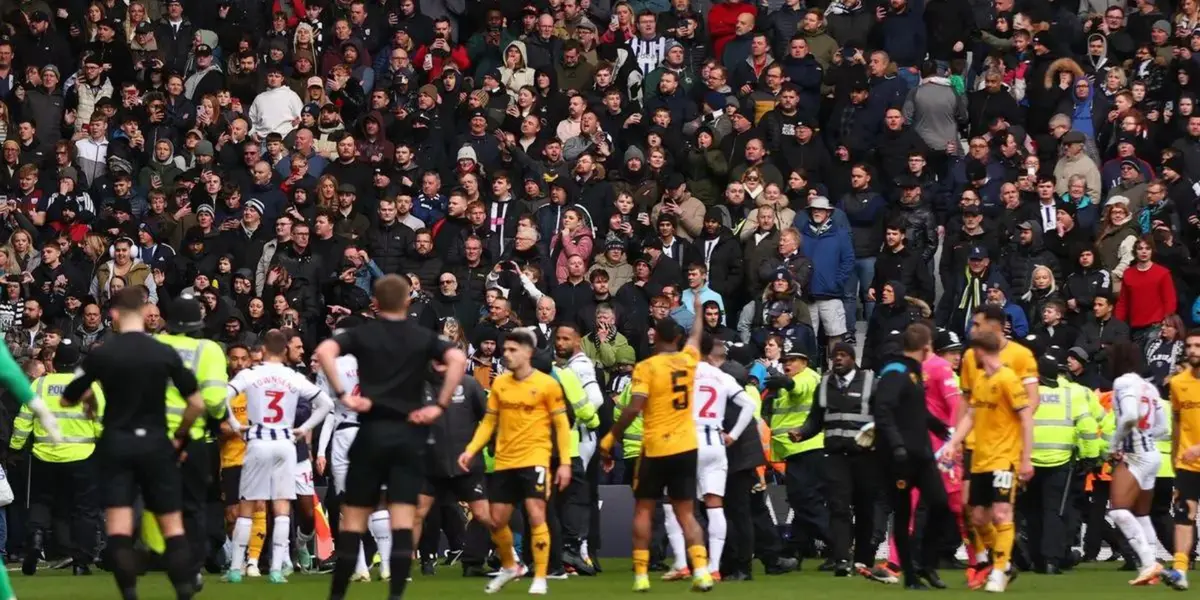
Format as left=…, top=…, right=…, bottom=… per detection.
left=9, top=402, right=31, bottom=450
left=1074, top=396, right=1100, bottom=460
left=198, top=340, right=228, bottom=419
left=744, top=385, right=763, bottom=420
left=596, top=339, right=618, bottom=368
left=794, top=369, right=819, bottom=400
left=557, top=368, right=596, bottom=423
left=0, top=344, right=32, bottom=405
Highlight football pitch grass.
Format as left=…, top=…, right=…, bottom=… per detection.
left=5, top=561, right=1183, bottom=599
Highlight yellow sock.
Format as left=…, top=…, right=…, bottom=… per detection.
left=490, top=526, right=516, bottom=570
left=531, top=523, right=550, bottom=579
left=992, top=522, right=1015, bottom=572
left=687, top=545, right=709, bottom=575
left=248, top=510, right=267, bottom=560
left=975, top=522, right=997, bottom=555
left=633, top=549, right=650, bottom=577
left=1176, top=552, right=1190, bottom=572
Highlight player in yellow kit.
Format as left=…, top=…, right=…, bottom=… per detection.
left=945, top=330, right=1033, bottom=594
left=1165, top=329, right=1200, bottom=590
left=458, top=329, right=572, bottom=595
left=600, top=293, right=712, bottom=593
left=954, top=305, right=1037, bottom=588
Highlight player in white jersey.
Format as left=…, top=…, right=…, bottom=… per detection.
left=315, top=350, right=394, bottom=582
left=223, top=331, right=333, bottom=584
left=1106, top=341, right=1167, bottom=586
left=662, top=335, right=755, bottom=582
left=553, top=322, right=606, bottom=572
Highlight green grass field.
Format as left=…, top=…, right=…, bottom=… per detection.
left=4, top=561, right=1184, bottom=599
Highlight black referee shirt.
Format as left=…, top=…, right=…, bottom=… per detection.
left=64, top=332, right=199, bottom=436
left=333, top=317, right=453, bottom=421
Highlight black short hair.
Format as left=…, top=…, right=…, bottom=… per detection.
left=555, top=321, right=582, bottom=336
left=973, top=304, right=1007, bottom=324
left=652, top=318, right=684, bottom=346
left=699, top=332, right=716, bottom=356
left=1094, top=291, right=1116, bottom=306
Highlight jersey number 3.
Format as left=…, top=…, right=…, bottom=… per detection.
left=671, top=370, right=690, bottom=410
left=263, top=390, right=286, bottom=424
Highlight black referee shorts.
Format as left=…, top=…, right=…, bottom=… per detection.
left=98, top=431, right=183, bottom=514
left=344, top=420, right=428, bottom=507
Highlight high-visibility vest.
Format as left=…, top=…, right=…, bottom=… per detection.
left=156, top=334, right=228, bottom=440
left=1158, top=398, right=1175, bottom=478
left=1031, top=384, right=1099, bottom=467
left=10, top=373, right=105, bottom=463
left=769, top=368, right=822, bottom=461
left=613, top=386, right=643, bottom=460
left=551, top=366, right=598, bottom=458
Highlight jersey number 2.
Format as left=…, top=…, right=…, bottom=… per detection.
left=1137, top=396, right=1154, bottom=431
left=698, top=385, right=718, bottom=418
left=263, top=390, right=285, bottom=424
left=670, top=370, right=690, bottom=410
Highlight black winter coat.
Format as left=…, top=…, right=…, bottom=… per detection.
left=367, top=220, right=415, bottom=275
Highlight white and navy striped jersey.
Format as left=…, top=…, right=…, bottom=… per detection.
left=629, top=35, right=669, bottom=79
left=229, top=362, right=324, bottom=441
left=693, top=362, right=755, bottom=447
left=1113, top=372, right=1168, bottom=454
left=316, top=355, right=361, bottom=427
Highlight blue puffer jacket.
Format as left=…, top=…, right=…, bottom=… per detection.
left=800, top=219, right=855, bottom=299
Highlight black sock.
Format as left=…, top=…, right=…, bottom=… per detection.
left=164, top=535, right=195, bottom=600
left=389, top=529, right=414, bottom=598
left=105, top=535, right=140, bottom=600
left=330, top=531, right=363, bottom=600
left=296, top=510, right=315, bottom=537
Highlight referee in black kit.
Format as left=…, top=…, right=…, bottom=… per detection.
left=61, top=288, right=207, bottom=600
left=872, top=322, right=954, bottom=590
left=315, top=274, right=468, bottom=600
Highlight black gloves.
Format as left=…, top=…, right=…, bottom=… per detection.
left=764, top=376, right=794, bottom=391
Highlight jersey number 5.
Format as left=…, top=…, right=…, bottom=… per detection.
left=263, top=390, right=285, bottom=424
left=670, top=370, right=690, bottom=410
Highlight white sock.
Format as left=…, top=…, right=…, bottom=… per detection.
left=662, top=504, right=687, bottom=570
left=1138, top=515, right=1162, bottom=561
left=369, top=510, right=392, bottom=568
left=230, top=517, right=251, bottom=573
left=356, top=542, right=369, bottom=573
left=270, top=515, right=291, bottom=574
left=706, top=507, right=727, bottom=574
left=1111, top=509, right=1154, bottom=567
